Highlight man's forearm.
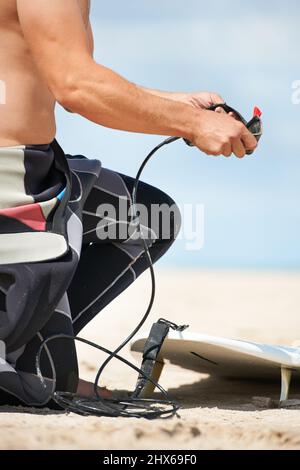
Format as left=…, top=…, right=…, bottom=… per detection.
left=59, top=59, right=200, bottom=141
left=137, top=85, right=188, bottom=104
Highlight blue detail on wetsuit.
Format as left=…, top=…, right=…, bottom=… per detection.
left=57, top=188, right=66, bottom=201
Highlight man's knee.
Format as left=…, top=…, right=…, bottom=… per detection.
left=166, top=195, right=181, bottom=242
left=148, top=190, right=181, bottom=244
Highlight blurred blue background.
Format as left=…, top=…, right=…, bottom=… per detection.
left=56, top=0, right=300, bottom=269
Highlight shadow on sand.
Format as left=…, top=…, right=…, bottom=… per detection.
left=1, top=375, right=300, bottom=415
left=163, top=374, right=300, bottom=411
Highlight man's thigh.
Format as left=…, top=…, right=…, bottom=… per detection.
left=81, top=167, right=180, bottom=245
left=81, top=167, right=132, bottom=245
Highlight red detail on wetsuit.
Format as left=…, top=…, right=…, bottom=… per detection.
left=253, top=107, right=262, bottom=118
left=0, top=203, right=46, bottom=231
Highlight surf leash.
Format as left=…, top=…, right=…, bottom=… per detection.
left=36, top=103, right=263, bottom=419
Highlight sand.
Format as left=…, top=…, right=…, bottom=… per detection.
left=1, top=268, right=300, bottom=450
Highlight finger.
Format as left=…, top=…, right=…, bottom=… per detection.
left=215, top=107, right=226, bottom=114
left=210, top=93, right=225, bottom=113
left=232, top=138, right=246, bottom=158
left=222, top=143, right=232, bottom=157
left=202, top=149, right=220, bottom=157
left=241, top=128, right=258, bottom=152
left=210, top=93, right=225, bottom=104
left=204, top=147, right=221, bottom=157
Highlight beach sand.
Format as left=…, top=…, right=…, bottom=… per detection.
left=1, top=268, right=300, bottom=450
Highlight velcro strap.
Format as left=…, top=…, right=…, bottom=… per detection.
left=133, top=321, right=170, bottom=398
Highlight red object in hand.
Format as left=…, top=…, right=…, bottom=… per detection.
left=253, top=106, right=262, bottom=118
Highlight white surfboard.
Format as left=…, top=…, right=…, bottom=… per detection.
left=131, top=331, right=300, bottom=402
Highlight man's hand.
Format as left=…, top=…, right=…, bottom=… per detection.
left=192, top=109, right=257, bottom=158
left=180, top=92, right=259, bottom=157
left=139, top=87, right=256, bottom=157
left=154, top=90, right=257, bottom=157
left=166, top=91, right=237, bottom=117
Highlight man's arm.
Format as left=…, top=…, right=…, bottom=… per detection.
left=16, top=0, right=257, bottom=157
left=137, top=87, right=227, bottom=110
left=86, top=21, right=94, bottom=56
left=137, top=86, right=189, bottom=104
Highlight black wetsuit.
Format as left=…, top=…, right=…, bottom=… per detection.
left=0, top=141, right=180, bottom=406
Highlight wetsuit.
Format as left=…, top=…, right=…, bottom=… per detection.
left=0, top=141, right=180, bottom=406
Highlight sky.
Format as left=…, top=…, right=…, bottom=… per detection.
left=56, top=0, right=300, bottom=269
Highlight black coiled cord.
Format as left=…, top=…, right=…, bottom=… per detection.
left=36, top=136, right=180, bottom=419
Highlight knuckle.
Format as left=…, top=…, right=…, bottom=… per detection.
left=247, top=138, right=257, bottom=151
left=236, top=122, right=244, bottom=133
left=230, top=129, right=241, bottom=139
left=230, top=132, right=239, bottom=141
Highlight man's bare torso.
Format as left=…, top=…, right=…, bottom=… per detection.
left=0, top=0, right=90, bottom=147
